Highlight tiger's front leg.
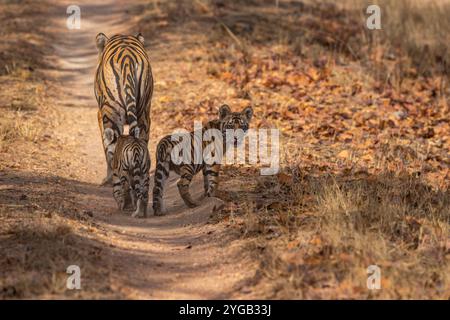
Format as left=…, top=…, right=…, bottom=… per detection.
left=203, top=164, right=220, bottom=197
left=98, top=109, right=110, bottom=186
left=100, top=109, right=122, bottom=186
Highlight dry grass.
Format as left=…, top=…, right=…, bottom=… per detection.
left=220, top=130, right=449, bottom=299
left=334, top=0, right=450, bottom=78
left=0, top=0, right=53, bottom=162
left=205, top=0, right=450, bottom=88
left=231, top=170, right=449, bottom=299
left=0, top=112, right=43, bottom=152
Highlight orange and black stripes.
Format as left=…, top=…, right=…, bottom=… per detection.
left=95, top=33, right=153, bottom=185
left=112, top=135, right=150, bottom=218
left=152, top=105, right=253, bottom=215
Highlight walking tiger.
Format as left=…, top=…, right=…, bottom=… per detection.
left=152, top=105, right=253, bottom=216
left=95, top=33, right=153, bottom=186
left=112, top=135, right=150, bottom=218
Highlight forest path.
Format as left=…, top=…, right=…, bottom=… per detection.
left=43, top=0, right=257, bottom=299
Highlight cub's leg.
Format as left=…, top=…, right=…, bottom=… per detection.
left=119, top=178, right=134, bottom=210
left=202, top=164, right=220, bottom=197
left=152, top=156, right=170, bottom=216
left=129, top=189, right=137, bottom=210
left=177, top=166, right=198, bottom=208
left=132, top=174, right=149, bottom=218
left=112, top=173, right=127, bottom=211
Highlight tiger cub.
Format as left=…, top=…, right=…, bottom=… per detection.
left=112, top=135, right=150, bottom=218
left=152, top=105, right=253, bottom=216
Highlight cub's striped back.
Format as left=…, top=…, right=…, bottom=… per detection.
left=95, top=33, right=153, bottom=186
left=112, top=135, right=150, bottom=218
left=152, top=105, right=253, bottom=215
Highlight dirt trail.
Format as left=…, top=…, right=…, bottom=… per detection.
left=43, top=0, right=257, bottom=299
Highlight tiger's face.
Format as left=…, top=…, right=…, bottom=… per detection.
left=218, top=104, right=253, bottom=147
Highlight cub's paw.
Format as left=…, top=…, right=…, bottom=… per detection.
left=153, top=203, right=165, bottom=216
left=186, top=201, right=199, bottom=208
left=205, top=189, right=217, bottom=198
left=154, top=210, right=166, bottom=216
left=131, top=211, right=146, bottom=218
left=100, top=176, right=113, bottom=187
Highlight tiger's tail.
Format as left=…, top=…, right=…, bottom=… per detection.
left=126, top=64, right=140, bottom=139
left=130, top=151, right=142, bottom=194
left=126, top=99, right=139, bottom=139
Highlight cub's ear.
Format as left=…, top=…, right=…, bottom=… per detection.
left=136, top=33, right=145, bottom=44
left=96, top=33, right=108, bottom=53
left=219, top=104, right=231, bottom=120
left=243, top=106, right=253, bottom=121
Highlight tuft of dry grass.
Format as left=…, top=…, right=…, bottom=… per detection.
left=0, top=112, right=43, bottom=152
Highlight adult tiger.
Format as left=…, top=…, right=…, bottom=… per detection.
left=95, top=33, right=153, bottom=185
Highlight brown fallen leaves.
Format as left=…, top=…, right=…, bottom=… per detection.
left=207, top=41, right=449, bottom=188
left=203, top=3, right=450, bottom=294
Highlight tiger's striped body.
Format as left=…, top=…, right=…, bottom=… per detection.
left=95, top=33, right=153, bottom=185
left=112, top=135, right=150, bottom=218
left=152, top=105, right=253, bottom=215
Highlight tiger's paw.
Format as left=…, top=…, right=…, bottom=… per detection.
left=132, top=200, right=148, bottom=218
left=131, top=211, right=145, bottom=218
left=100, top=176, right=113, bottom=187
left=118, top=202, right=126, bottom=212
left=123, top=195, right=136, bottom=211
left=132, top=206, right=148, bottom=218
left=186, top=201, right=199, bottom=208
left=153, top=202, right=165, bottom=216
left=154, top=210, right=166, bottom=216
left=205, top=189, right=217, bottom=198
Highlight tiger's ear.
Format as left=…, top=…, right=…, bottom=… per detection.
left=96, top=33, right=108, bottom=53
left=242, top=106, right=253, bottom=121
left=136, top=33, right=145, bottom=44
left=219, top=104, right=231, bottom=120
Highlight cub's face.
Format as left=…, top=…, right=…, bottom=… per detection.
left=218, top=105, right=253, bottom=146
